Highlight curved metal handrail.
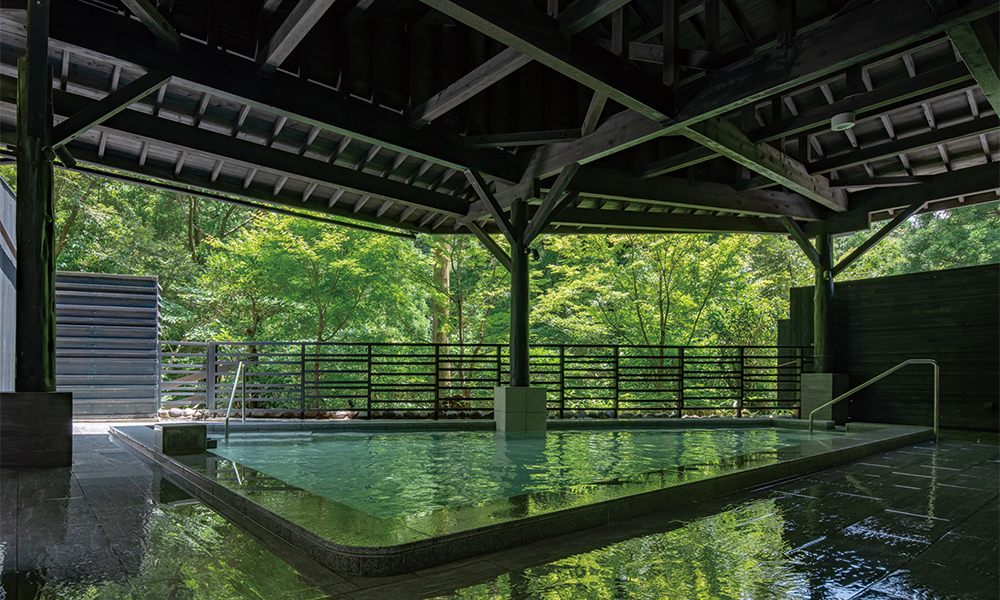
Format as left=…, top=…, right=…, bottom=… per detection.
left=224, top=361, right=245, bottom=441
left=808, top=359, right=939, bottom=443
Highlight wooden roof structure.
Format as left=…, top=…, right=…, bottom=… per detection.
left=0, top=0, right=997, bottom=242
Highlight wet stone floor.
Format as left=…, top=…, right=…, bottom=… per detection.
left=0, top=423, right=996, bottom=600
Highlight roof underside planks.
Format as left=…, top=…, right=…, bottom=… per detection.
left=0, top=0, right=995, bottom=238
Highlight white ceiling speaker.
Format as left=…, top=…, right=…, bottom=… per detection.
left=831, top=111, right=856, bottom=131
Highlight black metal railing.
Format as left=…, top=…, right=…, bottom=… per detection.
left=158, top=341, right=812, bottom=419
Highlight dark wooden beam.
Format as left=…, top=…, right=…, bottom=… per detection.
left=410, top=51, right=532, bottom=128
left=681, top=116, right=848, bottom=211
left=466, top=221, right=512, bottom=272
left=581, top=92, right=608, bottom=135
left=805, top=162, right=1000, bottom=235
left=50, top=71, right=170, bottom=148
left=464, top=169, right=515, bottom=245
left=945, top=18, right=1000, bottom=115
left=807, top=115, right=999, bottom=175
left=829, top=176, right=931, bottom=188
left=47, top=2, right=524, bottom=183
left=553, top=207, right=787, bottom=234
left=418, top=0, right=672, bottom=121
left=779, top=216, right=820, bottom=268
left=409, top=0, right=629, bottom=128
left=567, top=167, right=829, bottom=220
left=257, top=0, right=338, bottom=76
left=341, top=0, right=377, bottom=28
left=831, top=200, right=924, bottom=277
left=628, top=43, right=737, bottom=71
left=524, top=0, right=998, bottom=179
left=635, top=145, right=716, bottom=179
left=524, top=163, right=580, bottom=244
left=465, top=129, right=581, bottom=149
left=120, top=0, right=180, bottom=47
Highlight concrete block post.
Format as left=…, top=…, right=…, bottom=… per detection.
left=154, top=423, right=207, bottom=455
left=494, top=386, right=547, bottom=433
left=801, top=373, right=850, bottom=424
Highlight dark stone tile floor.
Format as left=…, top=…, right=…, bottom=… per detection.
left=0, top=422, right=996, bottom=599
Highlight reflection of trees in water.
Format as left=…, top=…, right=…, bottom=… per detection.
left=450, top=499, right=806, bottom=600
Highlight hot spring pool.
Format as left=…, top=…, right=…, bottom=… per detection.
left=209, top=427, right=840, bottom=518
left=111, top=420, right=934, bottom=575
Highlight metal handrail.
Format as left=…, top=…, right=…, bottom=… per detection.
left=808, top=359, right=939, bottom=442
left=224, top=361, right=245, bottom=440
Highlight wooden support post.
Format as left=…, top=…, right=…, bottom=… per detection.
left=662, top=0, right=679, bottom=87
left=15, top=0, right=56, bottom=393
left=206, top=342, right=217, bottom=409
left=814, top=232, right=835, bottom=373
left=509, top=198, right=530, bottom=387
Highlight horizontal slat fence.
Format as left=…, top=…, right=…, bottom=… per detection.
left=56, top=271, right=160, bottom=416
left=160, top=342, right=811, bottom=419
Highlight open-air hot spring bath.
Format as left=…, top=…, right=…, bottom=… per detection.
left=111, top=420, right=933, bottom=575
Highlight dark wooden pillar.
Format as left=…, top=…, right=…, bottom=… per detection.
left=15, top=0, right=56, bottom=393
left=509, top=198, right=530, bottom=387
left=813, top=231, right=835, bottom=373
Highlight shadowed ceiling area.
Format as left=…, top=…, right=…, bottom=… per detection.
left=0, top=0, right=997, bottom=241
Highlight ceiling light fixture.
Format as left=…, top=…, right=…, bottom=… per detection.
left=831, top=111, right=856, bottom=131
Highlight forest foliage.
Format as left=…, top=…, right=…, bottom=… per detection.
left=2, top=166, right=997, bottom=348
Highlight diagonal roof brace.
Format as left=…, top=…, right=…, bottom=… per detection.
left=681, top=117, right=848, bottom=212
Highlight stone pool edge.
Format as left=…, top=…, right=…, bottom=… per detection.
left=109, top=422, right=932, bottom=577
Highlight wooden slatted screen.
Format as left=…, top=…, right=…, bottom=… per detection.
left=56, top=271, right=160, bottom=417
left=785, top=265, right=999, bottom=431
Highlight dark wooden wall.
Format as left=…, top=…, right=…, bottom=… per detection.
left=56, top=271, right=160, bottom=417
left=785, top=265, right=1000, bottom=431
left=0, top=177, right=14, bottom=391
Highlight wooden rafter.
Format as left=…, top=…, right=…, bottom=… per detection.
left=807, top=116, right=999, bottom=175
left=524, top=0, right=998, bottom=180
left=51, top=70, right=170, bottom=147
left=120, top=0, right=180, bottom=47
left=6, top=80, right=472, bottom=217
left=47, top=1, right=524, bottom=183
left=410, top=0, right=631, bottom=128
left=257, top=0, right=339, bottom=75
left=418, top=0, right=672, bottom=121
left=805, top=162, right=1000, bottom=235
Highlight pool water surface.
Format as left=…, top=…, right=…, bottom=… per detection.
left=210, top=428, right=843, bottom=518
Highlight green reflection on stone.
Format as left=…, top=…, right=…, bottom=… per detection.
left=432, top=499, right=811, bottom=600
left=8, top=503, right=329, bottom=600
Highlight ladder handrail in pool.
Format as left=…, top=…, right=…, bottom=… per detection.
left=808, top=359, right=939, bottom=443
left=224, top=361, right=246, bottom=440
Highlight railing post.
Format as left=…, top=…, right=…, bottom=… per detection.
left=495, top=344, right=502, bottom=386
left=612, top=345, right=620, bottom=419
left=366, top=344, right=373, bottom=419
left=737, top=346, right=745, bottom=418
left=206, top=342, right=216, bottom=410
left=677, top=346, right=685, bottom=417
left=433, top=344, right=441, bottom=420
left=156, top=341, right=162, bottom=411
left=300, top=344, right=306, bottom=414
left=558, top=345, right=566, bottom=418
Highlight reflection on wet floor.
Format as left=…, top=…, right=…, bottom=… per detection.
left=1, top=423, right=997, bottom=600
